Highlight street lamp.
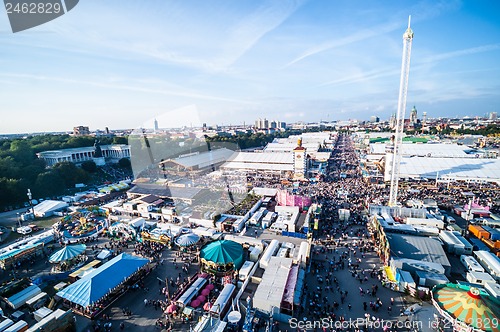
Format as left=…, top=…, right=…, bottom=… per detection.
left=465, top=196, right=474, bottom=238
left=27, top=189, right=35, bottom=218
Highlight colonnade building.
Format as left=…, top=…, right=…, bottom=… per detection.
left=36, top=144, right=131, bottom=167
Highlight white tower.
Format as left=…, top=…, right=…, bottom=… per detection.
left=389, top=16, right=414, bottom=207
left=409, top=106, right=418, bottom=125
left=293, top=138, right=306, bottom=178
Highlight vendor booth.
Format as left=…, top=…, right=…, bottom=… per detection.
left=68, top=260, right=101, bottom=281
left=0, top=243, right=44, bottom=270
left=56, top=253, right=150, bottom=318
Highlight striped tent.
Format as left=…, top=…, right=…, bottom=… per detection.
left=432, top=283, right=500, bottom=332
left=49, top=244, right=87, bottom=263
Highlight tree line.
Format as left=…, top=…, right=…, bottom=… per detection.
left=0, top=134, right=128, bottom=210
left=204, top=130, right=302, bottom=150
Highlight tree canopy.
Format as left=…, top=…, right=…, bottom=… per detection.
left=0, top=134, right=128, bottom=210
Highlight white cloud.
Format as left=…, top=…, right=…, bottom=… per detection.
left=420, top=44, right=500, bottom=64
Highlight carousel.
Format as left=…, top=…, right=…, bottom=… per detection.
left=432, top=283, right=500, bottom=332
left=49, top=244, right=87, bottom=272
left=175, top=233, right=200, bottom=248
left=200, top=240, right=243, bottom=277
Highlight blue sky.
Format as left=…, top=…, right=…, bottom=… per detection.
left=1, top=0, right=499, bottom=134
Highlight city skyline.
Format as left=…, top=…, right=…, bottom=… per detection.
left=1, top=0, right=500, bottom=134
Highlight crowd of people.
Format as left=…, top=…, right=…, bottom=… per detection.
left=290, top=134, right=409, bottom=331
left=302, top=136, right=378, bottom=306
left=135, top=240, right=166, bottom=259
left=17, top=131, right=497, bottom=332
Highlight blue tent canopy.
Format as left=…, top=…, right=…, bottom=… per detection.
left=49, top=244, right=87, bottom=263
left=56, top=253, right=149, bottom=307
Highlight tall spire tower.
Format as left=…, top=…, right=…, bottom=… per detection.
left=389, top=16, right=414, bottom=207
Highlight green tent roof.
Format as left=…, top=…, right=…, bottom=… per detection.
left=369, top=137, right=429, bottom=143
left=200, top=240, right=243, bottom=269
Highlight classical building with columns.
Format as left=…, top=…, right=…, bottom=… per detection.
left=37, top=144, right=131, bottom=167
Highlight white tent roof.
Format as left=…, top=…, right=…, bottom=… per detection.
left=221, top=162, right=293, bottom=171
left=253, top=257, right=292, bottom=313
left=167, top=148, right=235, bottom=169
left=370, top=143, right=470, bottom=157
left=33, top=200, right=68, bottom=216
left=222, top=152, right=293, bottom=172
left=399, top=156, right=500, bottom=182
left=252, top=187, right=279, bottom=196
left=264, top=142, right=319, bottom=153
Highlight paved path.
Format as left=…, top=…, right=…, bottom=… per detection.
left=278, top=224, right=428, bottom=331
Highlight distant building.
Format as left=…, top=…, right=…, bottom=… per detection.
left=221, top=151, right=294, bottom=177
left=222, top=132, right=331, bottom=179
left=490, top=112, right=498, bottom=121
left=389, top=114, right=396, bottom=129
left=370, top=116, right=380, bottom=123
left=33, top=200, right=68, bottom=218
left=154, top=119, right=159, bottom=132
left=73, top=126, right=90, bottom=136
left=159, top=148, right=234, bottom=175
left=409, top=106, right=418, bottom=125
left=255, top=118, right=286, bottom=130
left=262, top=118, right=269, bottom=129
left=37, top=144, right=131, bottom=167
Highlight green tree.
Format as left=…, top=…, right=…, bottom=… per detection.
left=34, top=171, right=65, bottom=197
left=10, top=140, right=34, bottom=164
left=113, top=136, right=128, bottom=145
left=81, top=160, right=98, bottom=173
left=0, top=178, right=26, bottom=205
left=0, top=156, right=20, bottom=178
left=62, top=136, right=95, bottom=149
left=118, top=158, right=131, bottom=169
left=53, top=162, right=89, bottom=187
left=0, top=141, right=10, bottom=151
left=21, top=164, right=45, bottom=183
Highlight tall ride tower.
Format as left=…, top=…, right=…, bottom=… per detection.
left=388, top=16, right=414, bottom=207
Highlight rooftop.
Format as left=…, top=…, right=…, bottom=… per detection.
left=160, top=148, right=235, bottom=170
left=222, top=152, right=293, bottom=172
left=399, top=156, right=500, bottom=181
left=127, top=184, right=204, bottom=201
left=386, top=233, right=451, bottom=270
